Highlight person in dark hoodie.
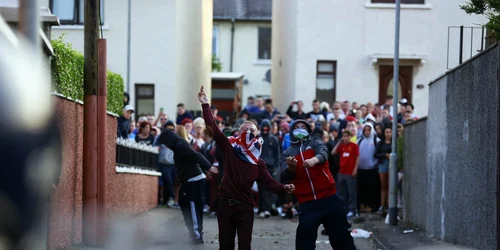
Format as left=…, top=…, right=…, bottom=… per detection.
left=198, top=86, right=295, bottom=250
left=157, top=129, right=219, bottom=244
left=257, top=119, right=282, bottom=218
left=281, top=119, right=356, bottom=250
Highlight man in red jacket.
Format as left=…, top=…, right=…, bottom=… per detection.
left=281, top=119, right=356, bottom=250
left=198, top=86, right=295, bottom=250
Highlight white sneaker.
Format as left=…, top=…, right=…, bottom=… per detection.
left=264, top=211, right=271, bottom=218
left=259, top=212, right=266, bottom=218
left=277, top=207, right=283, bottom=214
left=167, top=199, right=175, bottom=207
left=346, top=211, right=354, bottom=217
left=377, top=206, right=385, bottom=213
left=203, top=205, right=210, bottom=214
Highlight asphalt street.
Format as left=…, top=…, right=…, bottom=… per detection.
left=95, top=208, right=381, bottom=250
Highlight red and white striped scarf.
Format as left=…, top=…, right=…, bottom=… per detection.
left=228, top=131, right=263, bottom=165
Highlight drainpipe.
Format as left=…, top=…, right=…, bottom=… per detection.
left=126, top=0, right=131, bottom=93
left=229, top=17, right=235, bottom=72
left=18, top=0, right=40, bottom=52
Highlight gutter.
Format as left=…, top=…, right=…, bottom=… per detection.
left=230, top=17, right=235, bottom=72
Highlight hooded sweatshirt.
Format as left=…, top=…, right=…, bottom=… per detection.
left=157, top=129, right=211, bottom=182
left=357, top=123, right=380, bottom=170
left=259, top=119, right=281, bottom=168
left=281, top=119, right=336, bottom=204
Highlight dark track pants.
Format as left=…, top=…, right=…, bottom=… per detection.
left=217, top=198, right=254, bottom=250
left=179, top=180, right=205, bottom=240
left=296, top=195, right=356, bottom=250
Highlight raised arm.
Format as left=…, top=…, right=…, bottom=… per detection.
left=199, top=86, right=230, bottom=150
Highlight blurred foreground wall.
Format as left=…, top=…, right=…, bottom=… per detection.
left=47, top=96, right=158, bottom=250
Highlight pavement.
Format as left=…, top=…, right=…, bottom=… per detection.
left=355, top=213, right=477, bottom=250
left=69, top=207, right=381, bottom=250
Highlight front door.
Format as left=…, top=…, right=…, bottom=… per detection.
left=378, top=65, right=413, bottom=105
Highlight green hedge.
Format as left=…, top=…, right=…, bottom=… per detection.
left=51, top=35, right=124, bottom=114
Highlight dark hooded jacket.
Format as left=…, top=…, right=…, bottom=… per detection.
left=259, top=119, right=281, bottom=169
left=157, top=129, right=212, bottom=182
left=281, top=119, right=335, bottom=204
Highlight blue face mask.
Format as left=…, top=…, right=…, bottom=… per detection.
left=293, top=128, right=309, bottom=140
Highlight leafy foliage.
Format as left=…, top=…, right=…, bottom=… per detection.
left=461, top=0, right=500, bottom=40
left=212, top=55, right=222, bottom=72
left=51, top=35, right=124, bottom=114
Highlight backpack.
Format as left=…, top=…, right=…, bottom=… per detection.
left=158, top=145, right=175, bottom=165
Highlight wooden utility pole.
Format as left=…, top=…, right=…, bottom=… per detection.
left=83, top=0, right=99, bottom=245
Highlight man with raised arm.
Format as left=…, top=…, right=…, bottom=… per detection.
left=198, top=86, right=295, bottom=250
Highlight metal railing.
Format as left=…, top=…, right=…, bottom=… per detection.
left=115, top=138, right=159, bottom=171
left=447, top=26, right=487, bottom=69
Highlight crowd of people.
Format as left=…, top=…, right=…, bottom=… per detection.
left=115, top=91, right=418, bottom=249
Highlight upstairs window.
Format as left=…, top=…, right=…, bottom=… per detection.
left=371, top=0, right=424, bottom=3
left=135, top=84, right=155, bottom=120
left=316, top=61, right=337, bottom=105
left=258, top=27, right=272, bottom=60
left=50, top=0, right=104, bottom=25
left=212, top=26, right=219, bottom=57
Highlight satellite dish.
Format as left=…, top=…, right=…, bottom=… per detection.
left=263, top=69, right=271, bottom=83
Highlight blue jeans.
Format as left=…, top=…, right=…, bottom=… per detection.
left=159, top=164, right=176, bottom=201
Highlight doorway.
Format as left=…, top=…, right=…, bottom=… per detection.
left=378, top=65, right=413, bottom=105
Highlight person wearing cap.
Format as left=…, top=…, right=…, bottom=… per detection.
left=117, top=105, right=134, bottom=139
left=281, top=119, right=356, bottom=250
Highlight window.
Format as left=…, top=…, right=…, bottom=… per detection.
left=135, top=84, right=155, bottom=120
left=258, top=27, right=272, bottom=60
left=49, top=0, right=104, bottom=25
left=316, top=61, right=337, bottom=104
left=371, top=0, right=424, bottom=3
left=212, top=26, right=219, bottom=57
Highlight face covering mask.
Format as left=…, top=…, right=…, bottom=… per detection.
left=240, top=131, right=257, bottom=147
left=262, top=127, right=270, bottom=134
left=293, top=128, right=309, bottom=140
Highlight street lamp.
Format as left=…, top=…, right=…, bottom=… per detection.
left=389, top=0, right=401, bottom=226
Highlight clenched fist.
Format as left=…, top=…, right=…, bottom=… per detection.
left=284, top=184, right=295, bottom=194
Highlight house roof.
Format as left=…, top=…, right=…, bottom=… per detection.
left=214, top=0, right=272, bottom=21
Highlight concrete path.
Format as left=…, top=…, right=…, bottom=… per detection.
left=359, top=213, right=477, bottom=250
left=70, top=208, right=381, bottom=250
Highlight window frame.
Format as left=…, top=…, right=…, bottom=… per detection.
left=134, top=84, right=155, bottom=120
left=49, top=0, right=105, bottom=25
left=371, top=0, right=425, bottom=4
left=257, top=27, right=272, bottom=60
left=212, top=25, right=220, bottom=57
left=316, top=60, right=337, bottom=103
